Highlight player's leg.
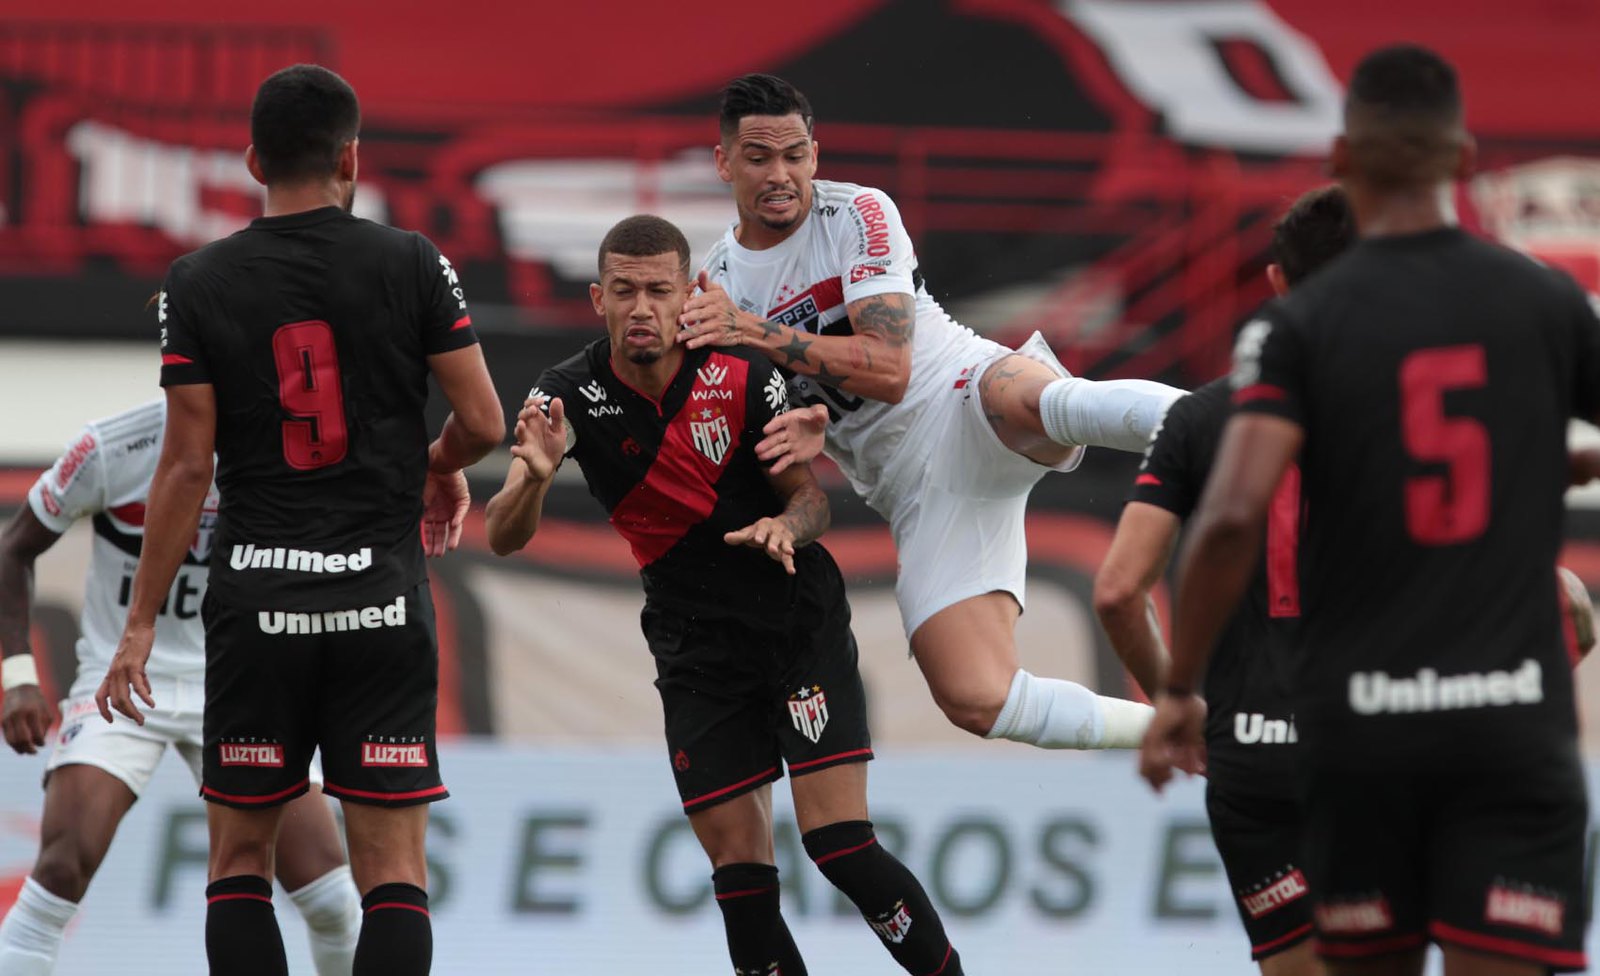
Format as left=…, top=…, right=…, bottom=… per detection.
left=976, top=334, right=1181, bottom=462
left=1205, top=781, right=1320, bottom=975
left=207, top=804, right=292, bottom=976
left=1262, top=943, right=1324, bottom=976
left=276, top=784, right=361, bottom=976
left=317, top=582, right=450, bottom=976
left=910, top=593, right=1149, bottom=747
left=651, top=607, right=806, bottom=975
left=1322, top=951, right=1427, bottom=976
left=0, top=766, right=136, bottom=974
left=1436, top=949, right=1546, bottom=976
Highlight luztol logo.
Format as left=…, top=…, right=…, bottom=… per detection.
left=1240, top=869, right=1309, bottom=919
left=230, top=545, right=373, bottom=574
left=697, top=363, right=728, bottom=387
left=579, top=382, right=607, bottom=403
left=219, top=740, right=284, bottom=767
left=1316, top=897, right=1393, bottom=934
left=869, top=901, right=913, bottom=945
left=258, top=596, right=407, bottom=635
left=1485, top=884, right=1563, bottom=937
left=361, top=737, right=429, bottom=768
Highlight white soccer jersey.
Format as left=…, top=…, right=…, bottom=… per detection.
left=702, top=179, right=986, bottom=510
left=26, top=400, right=216, bottom=683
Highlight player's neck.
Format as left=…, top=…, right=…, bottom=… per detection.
left=1351, top=182, right=1458, bottom=239
left=610, top=346, right=683, bottom=401
left=734, top=211, right=807, bottom=251
left=262, top=182, right=348, bottom=219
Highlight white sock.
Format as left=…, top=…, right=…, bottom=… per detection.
left=286, top=865, right=361, bottom=976
left=0, top=877, right=79, bottom=975
left=1038, top=376, right=1184, bottom=452
left=984, top=669, right=1153, bottom=749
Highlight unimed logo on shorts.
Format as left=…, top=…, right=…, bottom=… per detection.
left=1240, top=869, right=1309, bottom=919
left=219, top=742, right=284, bottom=767
left=361, top=742, right=429, bottom=767
left=1315, top=897, right=1393, bottom=934
left=1485, top=884, right=1564, bottom=937
left=257, top=596, right=407, bottom=635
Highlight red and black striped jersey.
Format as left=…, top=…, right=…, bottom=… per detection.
left=1231, top=228, right=1600, bottom=751
left=157, top=206, right=480, bottom=611
left=536, top=341, right=837, bottom=624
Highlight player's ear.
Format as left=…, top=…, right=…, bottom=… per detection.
left=245, top=145, right=267, bottom=187
left=713, top=143, right=733, bottom=184
left=1266, top=263, right=1289, bottom=298
left=338, top=139, right=359, bottom=183
left=589, top=282, right=605, bottom=316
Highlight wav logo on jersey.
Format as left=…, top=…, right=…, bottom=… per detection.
left=696, top=363, right=728, bottom=387
left=579, top=382, right=607, bottom=403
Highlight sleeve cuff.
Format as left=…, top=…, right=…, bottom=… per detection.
left=423, top=318, right=479, bottom=355
left=842, top=276, right=916, bottom=307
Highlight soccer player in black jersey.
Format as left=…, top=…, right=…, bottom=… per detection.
left=1141, top=46, right=1598, bottom=976
left=1098, top=185, right=1355, bottom=976
left=95, top=66, right=504, bottom=976
left=485, top=215, right=962, bottom=976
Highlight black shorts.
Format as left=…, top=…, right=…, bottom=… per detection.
left=1306, top=741, right=1588, bottom=972
left=645, top=599, right=873, bottom=814
left=200, top=582, right=448, bottom=809
left=1206, top=779, right=1313, bottom=961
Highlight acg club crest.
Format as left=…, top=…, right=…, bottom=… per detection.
left=787, top=685, right=829, bottom=744
left=689, top=407, right=731, bottom=465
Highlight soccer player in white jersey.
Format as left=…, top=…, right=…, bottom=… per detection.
left=681, top=74, right=1181, bottom=752
left=0, top=399, right=360, bottom=975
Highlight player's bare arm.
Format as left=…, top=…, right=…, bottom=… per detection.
left=97, top=383, right=216, bottom=725
left=1140, top=413, right=1301, bottom=792
left=424, top=344, right=506, bottom=556
left=484, top=395, right=566, bottom=556
left=679, top=279, right=915, bottom=404
left=1093, top=502, right=1181, bottom=699
left=725, top=461, right=831, bottom=576
left=0, top=508, right=62, bottom=754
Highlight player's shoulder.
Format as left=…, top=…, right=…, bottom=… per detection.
left=707, top=345, right=781, bottom=377
left=815, top=179, right=898, bottom=218
left=700, top=234, right=732, bottom=277
left=534, top=339, right=605, bottom=397
left=85, top=399, right=167, bottom=452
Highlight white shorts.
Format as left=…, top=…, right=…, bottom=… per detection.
left=888, top=332, right=1085, bottom=638
left=46, top=672, right=323, bottom=796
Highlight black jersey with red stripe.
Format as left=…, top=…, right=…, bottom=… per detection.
left=157, top=206, right=480, bottom=611
left=1231, top=228, right=1600, bottom=753
left=536, top=341, right=835, bottom=624
left=1131, top=378, right=1302, bottom=790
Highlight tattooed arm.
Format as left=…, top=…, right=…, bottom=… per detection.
left=724, top=461, right=831, bottom=575
left=679, top=276, right=915, bottom=404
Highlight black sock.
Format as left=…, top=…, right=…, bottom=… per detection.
left=354, top=883, right=433, bottom=976
left=712, top=863, right=808, bottom=976
left=803, top=821, right=962, bottom=976
left=205, top=875, right=288, bottom=976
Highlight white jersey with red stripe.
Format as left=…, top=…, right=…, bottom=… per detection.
left=701, top=179, right=986, bottom=512
left=27, top=399, right=216, bottom=683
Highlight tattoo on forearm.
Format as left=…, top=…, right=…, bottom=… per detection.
left=853, top=293, right=915, bottom=347
left=812, top=359, right=850, bottom=390
left=758, top=319, right=783, bottom=340
left=777, top=332, right=814, bottom=366
left=780, top=483, right=830, bottom=545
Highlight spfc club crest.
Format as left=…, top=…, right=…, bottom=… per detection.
left=690, top=407, right=731, bottom=465
left=787, top=685, right=829, bottom=743
left=190, top=490, right=220, bottom=562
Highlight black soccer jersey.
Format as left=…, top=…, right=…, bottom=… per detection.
left=1131, top=378, right=1301, bottom=788
left=536, top=341, right=833, bottom=624
left=157, top=206, right=480, bottom=611
left=1232, top=227, right=1600, bottom=751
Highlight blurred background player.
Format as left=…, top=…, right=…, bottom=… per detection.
left=0, top=399, right=360, bottom=975
left=1142, top=45, right=1598, bottom=976
left=1096, top=184, right=1356, bottom=976
left=485, top=216, right=963, bottom=976
left=680, top=73, right=1179, bottom=755
left=95, top=65, right=503, bottom=975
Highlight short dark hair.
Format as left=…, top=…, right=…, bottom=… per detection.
left=1346, top=45, right=1461, bottom=126
left=1270, top=185, right=1356, bottom=285
left=719, top=74, right=813, bottom=141
left=250, top=64, right=361, bottom=183
left=1343, top=46, right=1464, bottom=187
left=597, top=215, right=692, bottom=277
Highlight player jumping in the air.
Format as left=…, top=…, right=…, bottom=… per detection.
left=0, top=400, right=361, bottom=975
left=681, top=74, right=1180, bottom=754
left=486, top=215, right=965, bottom=976
left=96, top=65, right=503, bottom=976
left=1141, top=46, right=1597, bottom=976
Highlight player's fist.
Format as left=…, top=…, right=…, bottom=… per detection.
left=756, top=404, right=829, bottom=475
left=512, top=395, right=567, bottom=483
left=1138, top=691, right=1206, bottom=793
left=1, top=682, right=51, bottom=755
left=725, top=517, right=798, bottom=575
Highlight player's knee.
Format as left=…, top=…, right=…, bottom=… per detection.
left=30, top=843, right=94, bottom=903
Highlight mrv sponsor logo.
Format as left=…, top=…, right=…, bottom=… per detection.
left=231, top=544, right=373, bottom=574
left=258, top=596, right=407, bottom=635
left=1349, top=660, right=1543, bottom=716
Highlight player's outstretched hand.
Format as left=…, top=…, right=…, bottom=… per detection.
left=1138, top=691, right=1206, bottom=793
left=679, top=271, right=753, bottom=350
left=757, top=404, right=829, bottom=475
left=512, top=395, right=567, bottom=483
left=422, top=468, right=470, bottom=557
left=725, top=517, right=798, bottom=575
left=1, top=682, right=51, bottom=755
left=96, top=624, right=155, bottom=726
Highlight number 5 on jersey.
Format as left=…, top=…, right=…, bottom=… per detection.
left=272, top=320, right=348, bottom=471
